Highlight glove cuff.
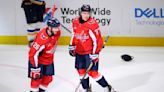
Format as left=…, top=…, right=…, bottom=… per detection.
left=68, top=45, right=76, bottom=50
left=31, top=67, right=41, bottom=71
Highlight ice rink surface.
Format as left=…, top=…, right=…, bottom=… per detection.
left=0, top=45, right=164, bottom=92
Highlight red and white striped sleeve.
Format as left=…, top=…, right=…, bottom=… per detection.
left=29, top=37, right=45, bottom=67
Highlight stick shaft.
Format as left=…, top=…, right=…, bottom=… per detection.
left=75, top=62, right=93, bottom=92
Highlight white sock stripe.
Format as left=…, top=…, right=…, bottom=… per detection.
left=39, top=84, right=47, bottom=90
left=30, top=87, right=39, bottom=91
left=27, top=23, right=37, bottom=30
left=79, top=74, right=89, bottom=79
left=84, top=74, right=89, bottom=79
left=36, top=22, right=43, bottom=28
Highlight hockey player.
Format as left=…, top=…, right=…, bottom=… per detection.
left=28, top=18, right=61, bottom=92
left=21, top=0, right=46, bottom=46
left=69, top=4, right=116, bottom=92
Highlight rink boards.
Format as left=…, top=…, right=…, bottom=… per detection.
left=0, top=36, right=164, bottom=46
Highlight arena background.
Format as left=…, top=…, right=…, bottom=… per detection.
left=0, top=0, right=164, bottom=46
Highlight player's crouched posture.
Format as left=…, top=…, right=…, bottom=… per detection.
left=28, top=18, right=61, bottom=92
left=69, top=4, right=116, bottom=92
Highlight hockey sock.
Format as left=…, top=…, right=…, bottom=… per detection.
left=81, top=77, right=90, bottom=89
left=27, top=29, right=36, bottom=42
left=26, top=23, right=39, bottom=45
left=38, top=76, right=53, bottom=91
left=39, top=88, right=45, bottom=92
left=96, top=76, right=110, bottom=88
left=30, top=79, right=42, bottom=92
left=39, top=85, right=47, bottom=92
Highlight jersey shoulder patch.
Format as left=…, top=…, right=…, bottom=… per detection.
left=88, top=19, right=95, bottom=24
left=87, top=18, right=99, bottom=30
left=38, top=27, right=48, bottom=40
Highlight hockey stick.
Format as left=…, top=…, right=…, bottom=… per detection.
left=74, top=36, right=109, bottom=92
left=60, top=23, right=72, bottom=34
left=44, top=4, right=73, bottom=34
left=102, top=35, right=110, bottom=48
left=44, top=4, right=110, bottom=47
left=75, top=62, right=93, bottom=92
left=49, top=5, right=73, bottom=33
left=45, top=4, right=110, bottom=45
left=74, top=35, right=109, bottom=91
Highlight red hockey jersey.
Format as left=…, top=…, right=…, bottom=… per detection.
left=70, top=17, right=103, bottom=55
left=29, top=27, right=61, bottom=67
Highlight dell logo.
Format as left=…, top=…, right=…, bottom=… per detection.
left=135, top=8, right=164, bottom=18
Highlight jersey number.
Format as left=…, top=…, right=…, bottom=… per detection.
left=33, top=42, right=40, bottom=50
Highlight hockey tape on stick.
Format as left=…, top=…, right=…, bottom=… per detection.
left=102, top=35, right=110, bottom=48
left=60, top=23, right=72, bottom=34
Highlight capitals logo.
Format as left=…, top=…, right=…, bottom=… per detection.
left=75, top=31, right=89, bottom=43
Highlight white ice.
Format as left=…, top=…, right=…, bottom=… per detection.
left=0, top=45, right=164, bottom=92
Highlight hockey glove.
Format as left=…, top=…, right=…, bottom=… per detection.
left=68, top=45, right=76, bottom=57
left=30, top=67, right=41, bottom=79
left=89, top=54, right=99, bottom=65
